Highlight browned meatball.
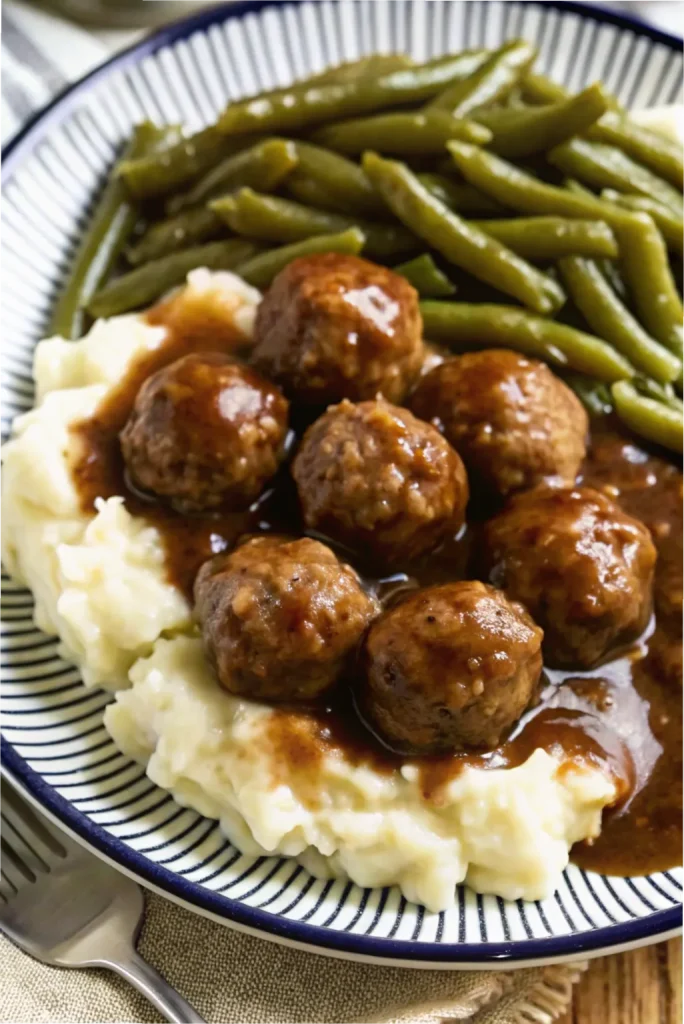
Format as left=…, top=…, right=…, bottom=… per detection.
left=121, top=353, right=288, bottom=513
left=194, top=535, right=378, bottom=701
left=251, top=253, right=424, bottom=405
left=292, top=398, right=469, bottom=564
left=411, top=350, right=588, bottom=498
left=483, top=486, right=656, bottom=669
left=360, top=581, right=543, bottom=754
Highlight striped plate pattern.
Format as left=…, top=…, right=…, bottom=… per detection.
left=1, top=0, right=682, bottom=965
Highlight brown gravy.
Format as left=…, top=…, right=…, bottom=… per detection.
left=68, top=295, right=683, bottom=879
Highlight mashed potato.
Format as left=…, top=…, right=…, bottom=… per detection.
left=2, top=268, right=618, bottom=911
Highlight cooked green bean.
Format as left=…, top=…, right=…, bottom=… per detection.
left=427, top=40, right=535, bottom=116
left=126, top=207, right=226, bottom=266
left=417, top=172, right=508, bottom=215
left=612, top=380, right=683, bottom=452
left=419, top=301, right=634, bottom=381
left=591, top=113, right=684, bottom=190
left=217, top=51, right=491, bottom=135
left=50, top=122, right=172, bottom=339
left=167, top=138, right=298, bottom=213
left=312, top=53, right=416, bottom=85
left=522, top=72, right=569, bottom=105
left=313, top=110, right=491, bottom=155
left=548, top=138, right=683, bottom=214
left=617, top=213, right=684, bottom=358
left=471, top=217, right=618, bottom=260
left=564, top=373, right=613, bottom=416
left=473, top=83, right=610, bottom=159
left=235, top=227, right=366, bottom=289
left=600, top=189, right=683, bottom=255
left=211, top=188, right=416, bottom=259
left=291, top=142, right=380, bottom=217
left=363, top=153, right=564, bottom=315
left=393, top=254, right=456, bottom=297
left=86, top=239, right=258, bottom=318
left=558, top=255, right=681, bottom=383
left=116, top=126, right=241, bottom=200
left=447, top=141, right=634, bottom=228
left=596, top=256, right=629, bottom=302
left=633, top=376, right=683, bottom=412
left=524, top=72, right=682, bottom=187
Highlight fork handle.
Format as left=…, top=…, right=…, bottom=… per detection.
left=101, top=948, right=206, bottom=1023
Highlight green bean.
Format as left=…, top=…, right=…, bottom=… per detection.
left=393, top=254, right=456, bottom=297
left=116, top=126, right=240, bottom=200
left=211, top=188, right=416, bottom=260
left=291, top=142, right=380, bottom=217
left=126, top=207, right=226, bottom=265
left=217, top=51, right=491, bottom=135
left=600, top=189, right=683, bottom=256
left=612, top=380, right=683, bottom=453
left=362, top=152, right=564, bottom=315
left=235, top=228, right=366, bottom=289
left=446, top=141, right=634, bottom=228
left=563, top=178, right=595, bottom=197
left=564, top=373, right=613, bottom=416
left=86, top=239, right=258, bottom=319
left=419, top=301, right=634, bottom=381
left=617, top=213, right=684, bottom=358
left=557, top=256, right=681, bottom=383
left=591, top=113, right=684, bottom=191
left=417, top=172, right=508, bottom=215
left=596, top=257, right=629, bottom=303
left=312, top=110, right=491, bottom=155
left=473, top=83, right=610, bottom=159
left=548, top=138, right=683, bottom=215
left=522, top=72, right=569, bottom=105
left=285, top=172, right=345, bottom=212
left=633, top=376, right=683, bottom=412
left=471, top=217, right=618, bottom=260
left=49, top=122, right=172, bottom=340
left=524, top=73, right=683, bottom=187
left=167, top=138, right=298, bottom=213
left=427, top=40, right=535, bottom=116
left=311, top=53, right=416, bottom=85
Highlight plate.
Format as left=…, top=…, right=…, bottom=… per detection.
left=2, top=0, right=682, bottom=968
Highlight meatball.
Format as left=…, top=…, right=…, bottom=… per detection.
left=121, top=352, right=288, bottom=513
left=360, top=581, right=543, bottom=755
left=411, top=350, right=588, bottom=498
left=293, top=398, right=469, bottom=564
left=251, top=253, right=424, bottom=405
left=194, top=535, right=378, bottom=701
left=483, top=486, right=656, bottom=669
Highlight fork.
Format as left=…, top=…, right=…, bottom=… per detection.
left=0, top=782, right=206, bottom=1023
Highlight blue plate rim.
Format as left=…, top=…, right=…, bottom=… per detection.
left=1, top=0, right=682, bottom=965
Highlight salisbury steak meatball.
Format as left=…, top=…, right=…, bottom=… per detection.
left=121, top=352, right=288, bottom=513
left=194, top=536, right=378, bottom=701
left=360, top=581, right=543, bottom=755
left=483, top=486, right=656, bottom=669
left=251, top=253, right=423, bottom=405
left=411, top=350, right=588, bottom=498
left=293, top=399, right=469, bottom=564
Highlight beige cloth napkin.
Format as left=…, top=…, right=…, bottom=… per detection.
left=1, top=889, right=585, bottom=1024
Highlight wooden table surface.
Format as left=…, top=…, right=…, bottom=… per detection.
left=557, top=938, right=681, bottom=1024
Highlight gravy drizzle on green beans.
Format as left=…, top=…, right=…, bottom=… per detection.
left=50, top=41, right=683, bottom=452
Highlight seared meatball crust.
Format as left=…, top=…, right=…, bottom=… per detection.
left=483, top=485, right=656, bottom=669
left=293, top=398, right=469, bottom=565
left=251, top=253, right=424, bottom=406
left=194, top=535, right=378, bottom=702
left=360, top=581, right=543, bottom=755
left=411, top=350, right=588, bottom=498
left=121, top=352, right=288, bottom=514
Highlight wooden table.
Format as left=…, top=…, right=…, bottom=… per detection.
left=558, top=938, right=681, bottom=1024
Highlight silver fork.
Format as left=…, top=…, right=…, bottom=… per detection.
left=0, top=782, right=205, bottom=1023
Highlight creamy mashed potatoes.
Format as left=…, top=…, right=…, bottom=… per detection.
left=2, top=267, right=618, bottom=911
